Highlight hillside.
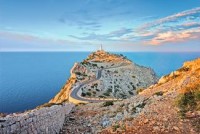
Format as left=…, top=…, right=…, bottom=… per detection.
left=50, top=50, right=158, bottom=103
left=61, top=58, right=200, bottom=134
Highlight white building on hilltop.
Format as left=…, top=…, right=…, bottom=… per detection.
left=99, top=44, right=104, bottom=51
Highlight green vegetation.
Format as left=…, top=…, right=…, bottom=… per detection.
left=86, top=92, right=92, bottom=96
left=136, top=88, right=144, bottom=94
left=75, top=72, right=81, bottom=75
left=102, top=101, right=114, bottom=107
left=114, top=70, right=118, bottom=73
left=176, top=89, right=200, bottom=118
left=92, top=63, right=97, bottom=67
left=112, top=124, right=120, bottom=131
left=81, top=92, right=86, bottom=97
left=99, top=95, right=105, bottom=98
left=177, top=66, right=190, bottom=72
left=115, top=85, right=119, bottom=88
left=154, top=91, right=164, bottom=96
left=107, top=88, right=112, bottom=93
left=103, top=92, right=110, bottom=96
left=120, top=93, right=127, bottom=99
left=128, top=91, right=134, bottom=95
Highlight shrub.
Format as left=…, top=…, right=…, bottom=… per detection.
left=81, top=92, right=86, bottom=97
left=177, top=67, right=190, bottom=72
left=99, top=95, right=105, bottom=98
left=86, top=92, right=91, bottom=96
left=107, top=88, right=112, bottom=93
left=103, top=92, right=110, bottom=96
left=154, top=91, right=164, bottom=96
left=136, top=88, right=144, bottom=94
left=176, top=89, right=200, bottom=118
left=112, top=124, right=120, bottom=131
left=128, top=91, right=134, bottom=95
left=103, top=101, right=114, bottom=107
left=75, top=72, right=81, bottom=75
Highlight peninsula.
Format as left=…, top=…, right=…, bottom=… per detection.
left=50, top=49, right=158, bottom=104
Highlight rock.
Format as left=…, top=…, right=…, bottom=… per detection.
left=115, top=113, right=123, bottom=121
left=153, top=126, right=160, bottom=131
left=102, top=120, right=110, bottom=128
left=173, top=126, right=179, bottom=131
left=144, top=119, right=149, bottom=124
left=69, top=117, right=75, bottom=121
left=162, top=117, right=168, bottom=122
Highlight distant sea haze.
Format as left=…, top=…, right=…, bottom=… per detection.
left=0, top=52, right=200, bottom=113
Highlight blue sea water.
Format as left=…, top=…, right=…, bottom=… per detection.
left=0, top=52, right=200, bottom=113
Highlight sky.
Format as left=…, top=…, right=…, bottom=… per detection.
left=0, top=0, right=200, bottom=52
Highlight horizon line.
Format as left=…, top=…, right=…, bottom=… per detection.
left=1, top=50, right=200, bottom=53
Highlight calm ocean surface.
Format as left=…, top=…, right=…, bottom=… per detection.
left=0, top=52, right=200, bottom=113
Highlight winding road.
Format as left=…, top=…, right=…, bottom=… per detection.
left=69, top=63, right=130, bottom=103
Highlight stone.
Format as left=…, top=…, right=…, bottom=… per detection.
left=69, top=117, right=75, bottom=121
left=144, top=119, right=149, bottom=124
left=173, top=126, right=179, bottom=131
left=102, top=120, right=110, bottom=128
left=153, top=126, right=160, bottom=131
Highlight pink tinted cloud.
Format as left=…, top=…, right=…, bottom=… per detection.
left=137, top=7, right=200, bottom=45
left=148, top=29, right=200, bottom=45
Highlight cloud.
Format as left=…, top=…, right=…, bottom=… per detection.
left=70, top=28, right=133, bottom=41
left=0, top=31, right=106, bottom=51
left=68, top=7, right=200, bottom=45
left=148, top=29, right=200, bottom=45
left=58, top=0, right=134, bottom=31
left=140, top=7, right=200, bottom=30
left=136, top=7, right=200, bottom=45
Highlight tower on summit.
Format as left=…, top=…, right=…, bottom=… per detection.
left=100, top=44, right=103, bottom=51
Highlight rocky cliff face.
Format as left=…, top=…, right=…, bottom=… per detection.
left=61, top=58, right=200, bottom=134
left=50, top=50, right=158, bottom=103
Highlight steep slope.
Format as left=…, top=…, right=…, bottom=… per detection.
left=61, top=58, right=200, bottom=134
left=50, top=50, right=157, bottom=103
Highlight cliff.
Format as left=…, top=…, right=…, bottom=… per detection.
left=61, top=58, right=200, bottom=134
left=50, top=50, right=158, bottom=103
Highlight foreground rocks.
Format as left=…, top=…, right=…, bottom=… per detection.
left=0, top=103, right=74, bottom=134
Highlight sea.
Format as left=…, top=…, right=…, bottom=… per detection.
left=0, top=52, right=200, bottom=113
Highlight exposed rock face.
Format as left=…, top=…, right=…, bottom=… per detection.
left=61, top=58, right=200, bottom=134
left=50, top=50, right=158, bottom=103
left=0, top=103, right=74, bottom=134
left=49, top=74, right=77, bottom=104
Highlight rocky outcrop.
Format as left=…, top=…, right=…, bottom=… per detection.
left=50, top=50, right=158, bottom=103
left=0, top=103, right=74, bottom=134
left=61, top=58, right=200, bottom=134
left=49, top=74, right=77, bottom=104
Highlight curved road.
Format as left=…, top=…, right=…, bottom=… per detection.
left=70, top=63, right=130, bottom=103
